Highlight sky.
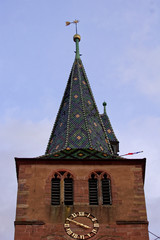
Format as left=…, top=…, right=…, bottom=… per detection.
left=0, top=0, right=160, bottom=239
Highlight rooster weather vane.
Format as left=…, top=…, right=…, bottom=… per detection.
left=66, top=19, right=80, bottom=34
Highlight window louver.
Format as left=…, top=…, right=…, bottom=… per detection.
left=89, top=178, right=98, bottom=205
left=102, top=178, right=111, bottom=205
left=51, top=178, right=60, bottom=205
left=64, top=178, right=73, bottom=205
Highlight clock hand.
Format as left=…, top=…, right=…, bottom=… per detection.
left=70, top=219, right=90, bottom=229
left=67, top=218, right=90, bottom=229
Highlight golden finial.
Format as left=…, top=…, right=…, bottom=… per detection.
left=73, top=34, right=81, bottom=42
left=66, top=19, right=81, bottom=59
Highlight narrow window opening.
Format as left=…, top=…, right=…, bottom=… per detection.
left=89, top=174, right=98, bottom=205
left=64, top=175, right=73, bottom=205
left=51, top=174, right=60, bottom=205
left=102, top=174, right=112, bottom=205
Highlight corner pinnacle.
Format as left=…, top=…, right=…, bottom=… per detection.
left=103, top=102, right=107, bottom=114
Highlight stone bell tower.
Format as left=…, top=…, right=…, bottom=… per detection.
left=14, top=31, right=149, bottom=239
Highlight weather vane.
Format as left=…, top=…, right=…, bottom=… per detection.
left=66, top=20, right=80, bottom=34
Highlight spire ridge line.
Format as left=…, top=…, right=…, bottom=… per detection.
left=77, top=60, right=93, bottom=148
left=64, top=61, right=77, bottom=148
left=45, top=63, right=75, bottom=154
left=80, top=62, right=114, bottom=154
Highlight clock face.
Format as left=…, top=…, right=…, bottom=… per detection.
left=64, top=212, right=99, bottom=239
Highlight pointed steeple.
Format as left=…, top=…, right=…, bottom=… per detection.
left=45, top=35, right=114, bottom=157
left=100, top=102, right=119, bottom=155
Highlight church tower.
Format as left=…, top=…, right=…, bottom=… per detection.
left=14, top=31, right=149, bottom=240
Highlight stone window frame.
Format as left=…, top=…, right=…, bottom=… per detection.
left=45, top=170, right=74, bottom=206
left=88, top=171, right=112, bottom=205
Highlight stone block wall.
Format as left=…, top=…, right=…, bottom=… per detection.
left=14, top=159, right=149, bottom=239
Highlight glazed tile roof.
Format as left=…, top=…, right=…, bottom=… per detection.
left=45, top=58, right=113, bottom=155
left=40, top=148, right=119, bottom=160
left=45, top=36, right=114, bottom=156
left=100, top=104, right=118, bottom=143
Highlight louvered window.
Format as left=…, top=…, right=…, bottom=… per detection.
left=102, top=174, right=112, bottom=205
left=89, top=174, right=98, bottom=205
left=64, top=175, right=73, bottom=205
left=51, top=177, right=60, bottom=205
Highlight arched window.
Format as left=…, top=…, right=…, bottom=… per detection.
left=51, top=173, right=60, bottom=205
left=89, top=173, right=98, bottom=205
left=51, top=171, right=73, bottom=206
left=89, top=171, right=112, bottom=205
left=101, top=173, right=112, bottom=205
left=64, top=173, right=73, bottom=205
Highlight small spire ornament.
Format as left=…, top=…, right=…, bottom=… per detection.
left=65, top=19, right=79, bottom=34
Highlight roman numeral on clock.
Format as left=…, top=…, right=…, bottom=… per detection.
left=92, top=229, right=97, bottom=234
left=79, top=235, right=85, bottom=239
left=66, top=228, right=73, bottom=235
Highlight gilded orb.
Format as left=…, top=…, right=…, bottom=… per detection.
left=73, top=34, right=81, bottom=42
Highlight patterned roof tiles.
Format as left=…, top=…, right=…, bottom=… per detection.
left=45, top=57, right=114, bottom=156
left=40, top=148, right=119, bottom=160
left=45, top=37, right=114, bottom=157
left=100, top=112, right=118, bottom=143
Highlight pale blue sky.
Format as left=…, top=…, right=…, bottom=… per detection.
left=0, top=0, right=160, bottom=239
